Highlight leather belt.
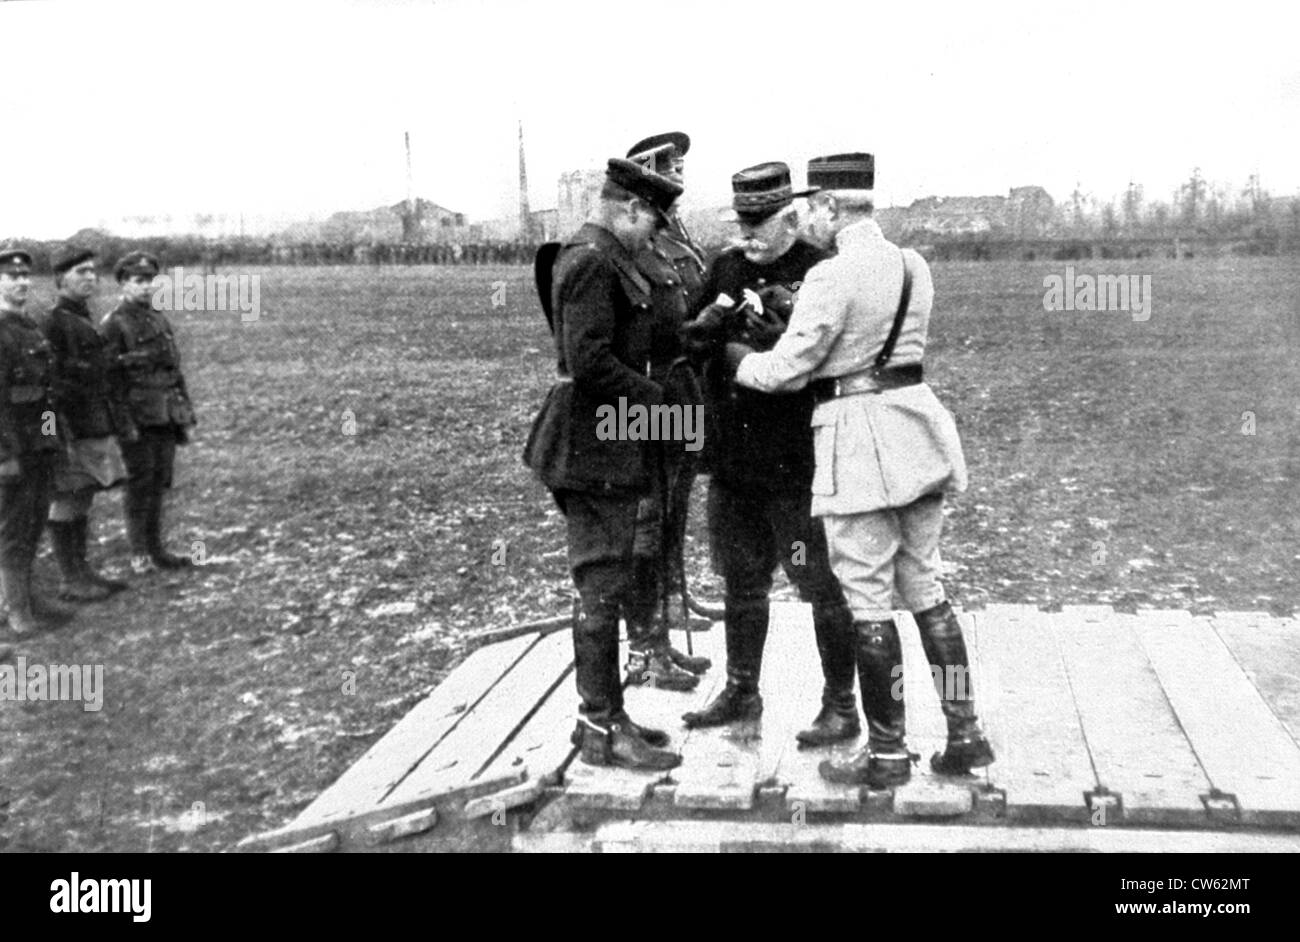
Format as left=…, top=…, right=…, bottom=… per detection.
left=810, top=364, right=923, bottom=403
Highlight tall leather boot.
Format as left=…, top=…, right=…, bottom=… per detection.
left=819, top=619, right=913, bottom=788
left=626, top=555, right=710, bottom=676
left=74, top=517, right=127, bottom=593
left=681, top=596, right=766, bottom=731
left=0, top=565, right=40, bottom=636
left=914, top=600, right=994, bottom=775
left=146, top=492, right=191, bottom=570
left=48, top=521, right=110, bottom=601
left=796, top=603, right=861, bottom=748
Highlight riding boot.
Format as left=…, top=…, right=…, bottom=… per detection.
left=626, top=555, right=710, bottom=676
left=0, top=565, right=39, bottom=636
left=797, top=602, right=861, bottom=747
left=48, top=521, right=110, bottom=602
left=146, top=492, right=191, bottom=569
left=681, top=596, right=766, bottom=730
left=913, top=600, right=994, bottom=774
left=74, top=517, right=127, bottom=593
left=819, top=619, right=913, bottom=788
left=570, top=716, right=682, bottom=771
left=125, top=486, right=156, bottom=574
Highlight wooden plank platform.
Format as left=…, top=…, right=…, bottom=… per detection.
left=239, top=603, right=1300, bottom=851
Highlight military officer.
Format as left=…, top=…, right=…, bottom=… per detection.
left=522, top=158, right=687, bottom=771
left=41, top=247, right=129, bottom=601
left=728, top=154, right=994, bottom=787
left=101, top=252, right=197, bottom=574
left=0, top=248, right=63, bottom=635
left=622, top=131, right=711, bottom=689
left=676, top=162, right=859, bottom=746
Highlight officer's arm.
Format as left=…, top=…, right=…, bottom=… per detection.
left=561, top=252, right=663, bottom=406
left=733, top=263, right=844, bottom=393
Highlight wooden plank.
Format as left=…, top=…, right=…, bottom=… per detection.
left=1050, top=612, right=1210, bottom=823
left=1134, top=613, right=1300, bottom=824
left=382, top=631, right=574, bottom=806
left=973, top=605, right=1097, bottom=820
left=474, top=661, right=578, bottom=789
left=765, top=603, right=863, bottom=815
left=565, top=626, right=722, bottom=811
left=293, top=634, right=536, bottom=827
left=1212, top=613, right=1300, bottom=746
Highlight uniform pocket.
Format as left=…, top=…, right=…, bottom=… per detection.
left=810, top=410, right=837, bottom=496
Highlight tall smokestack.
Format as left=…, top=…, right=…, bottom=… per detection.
left=518, top=119, right=532, bottom=241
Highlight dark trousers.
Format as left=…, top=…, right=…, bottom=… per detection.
left=557, top=489, right=643, bottom=725
left=120, top=427, right=177, bottom=555
left=707, top=478, right=855, bottom=691
left=0, top=453, right=55, bottom=571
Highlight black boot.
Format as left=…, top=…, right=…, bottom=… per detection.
left=797, top=603, right=860, bottom=748
left=146, top=493, right=191, bottom=570
left=0, top=565, right=40, bottom=636
left=125, top=486, right=156, bottom=574
left=570, top=717, right=681, bottom=771
left=681, top=596, right=766, bottom=730
left=74, top=518, right=127, bottom=593
left=609, top=709, right=670, bottom=748
left=819, top=619, right=913, bottom=788
left=49, top=521, right=111, bottom=602
left=914, top=601, right=994, bottom=775
left=627, top=556, right=710, bottom=676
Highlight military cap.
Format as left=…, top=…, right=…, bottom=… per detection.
left=605, top=158, right=683, bottom=218
left=53, top=245, right=96, bottom=275
left=726, top=162, right=816, bottom=224
left=0, top=248, right=33, bottom=275
left=627, top=131, right=690, bottom=173
left=807, top=153, right=874, bottom=191
left=114, top=251, right=161, bottom=282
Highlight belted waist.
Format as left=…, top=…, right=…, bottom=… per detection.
left=810, top=363, right=923, bottom=403
left=8, top=385, right=49, bottom=404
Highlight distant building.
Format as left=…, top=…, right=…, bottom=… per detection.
left=557, top=169, right=606, bottom=236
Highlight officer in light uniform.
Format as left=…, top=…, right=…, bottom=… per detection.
left=728, top=154, right=994, bottom=788
left=0, top=248, right=63, bottom=637
left=101, top=252, right=197, bottom=574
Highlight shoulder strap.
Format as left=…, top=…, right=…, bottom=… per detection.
left=874, top=248, right=913, bottom=369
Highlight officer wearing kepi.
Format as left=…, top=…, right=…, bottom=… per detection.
left=41, top=247, right=129, bottom=601
left=678, top=162, right=859, bottom=746
left=523, top=158, right=687, bottom=771
left=620, top=131, right=711, bottom=690
left=101, top=252, right=197, bottom=574
left=729, top=154, right=995, bottom=787
left=0, top=248, right=63, bottom=636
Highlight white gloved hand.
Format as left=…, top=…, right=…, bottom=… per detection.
left=741, top=288, right=764, bottom=315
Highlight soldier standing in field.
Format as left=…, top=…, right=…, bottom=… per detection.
left=0, top=248, right=66, bottom=636
left=677, top=162, right=860, bottom=746
left=621, top=131, right=712, bottom=690
left=728, top=154, right=994, bottom=788
left=101, top=252, right=197, bottom=575
left=41, top=247, right=129, bottom=601
left=523, top=158, right=687, bottom=771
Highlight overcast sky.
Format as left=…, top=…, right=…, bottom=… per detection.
left=3, top=0, right=1297, bottom=237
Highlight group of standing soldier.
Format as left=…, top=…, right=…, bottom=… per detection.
left=526, top=133, right=995, bottom=788
left=0, top=247, right=195, bottom=662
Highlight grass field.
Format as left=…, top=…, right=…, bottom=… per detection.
left=1, top=255, right=1297, bottom=852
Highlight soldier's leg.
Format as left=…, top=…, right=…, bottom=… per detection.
left=120, top=435, right=155, bottom=571
left=562, top=491, right=679, bottom=771
left=681, top=479, right=770, bottom=730
left=817, top=510, right=912, bottom=787
left=23, top=454, right=72, bottom=620
left=0, top=467, right=38, bottom=635
left=48, top=489, right=110, bottom=601
left=146, top=431, right=190, bottom=569
left=772, top=493, right=859, bottom=747
left=895, top=494, right=993, bottom=774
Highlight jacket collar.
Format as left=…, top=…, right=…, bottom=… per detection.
left=835, top=217, right=884, bottom=248
left=573, top=221, right=638, bottom=265
left=52, top=295, right=91, bottom=319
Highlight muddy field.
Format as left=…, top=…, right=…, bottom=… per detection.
left=0, top=255, right=1297, bottom=852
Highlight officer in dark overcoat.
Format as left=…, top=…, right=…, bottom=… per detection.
left=41, top=247, right=129, bottom=601
left=100, top=252, right=197, bottom=574
left=0, top=249, right=64, bottom=635
left=523, top=158, right=688, bottom=771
